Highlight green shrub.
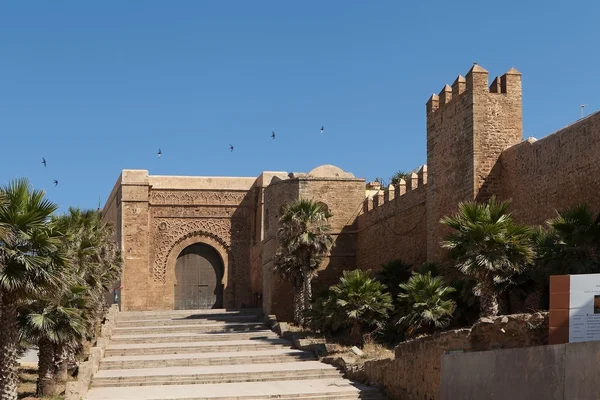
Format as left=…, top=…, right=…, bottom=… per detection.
left=308, top=270, right=393, bottom=345
left=396, top=272, right=456, bottom=337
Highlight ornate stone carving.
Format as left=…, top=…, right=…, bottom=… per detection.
left=151, top=205, right=250, bottom=218
left=150, top=190, right=248, bottom=206
left=152, top=218, right=232, bottom=283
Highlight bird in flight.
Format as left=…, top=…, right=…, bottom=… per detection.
left=157, top=148, right=162, bottom=158
left=271, top=131, right=275, bottom=139
left=53, top=180, right=59, bottom=187
left=42, top=157, right=46, bottom=167
left=320, top=126, right=324, bottom=133
left=229, top=144, right=234, bottom=152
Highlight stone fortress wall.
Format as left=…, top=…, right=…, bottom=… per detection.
left=354, top=64, right=600, bottom=272
left=103, top=64, right=600, bottom=317
left=355, top=167, right=428, bottom=270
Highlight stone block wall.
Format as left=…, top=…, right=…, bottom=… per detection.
left=497, top=111, right=600, bottom=226
left=261, top=173, right=366, bottom=320
left=102, top=65, right=600, bottom=317
left=298, top=178, right=366, bottom=288
left=353, top=313, right=548, bottom=400
left=101, top=176, right=123, bottom=304
left=426, top=66, right=523, bottom=262
left=103, top=170, right=259, bottom=311
left=261, top=178, right=299, bottom=319
left=356, top=169, right=428, bottom=270
left=119, top=171, right=151, bottom=311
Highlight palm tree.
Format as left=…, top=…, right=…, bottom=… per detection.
left=19, top=284, right=87, bottom=396
left=536, top=204, right=600, bottom=275
left=14, top=208, right=120, bottom=395
left=0, top=179, right=64, bottom=400
left=390, top=170, right=412, bottom=186
left=275, top=199, right=333, bottom=324
left=396, top=272, right=456, bottom=337
left=273, top=251, right=305, bottom=323
left=50, top=208, right=121, bottom=373
left=376, top=259, right=412, bottom=305
left=0, top=192, right=9, bottom=243
left=325, top=269, right=393, bottom=345
left=441, top=197, right=534, bottom=317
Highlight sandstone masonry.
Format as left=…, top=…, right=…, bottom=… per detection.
left=103, top=64, right=600, bottom=319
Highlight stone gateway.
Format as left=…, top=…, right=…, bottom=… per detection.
left=103, top=65, right=600, bottom=319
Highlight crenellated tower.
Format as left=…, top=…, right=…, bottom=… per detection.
left=426, top=64, right=523, bottom=262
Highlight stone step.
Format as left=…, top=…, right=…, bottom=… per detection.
left=115, top=315, right=259, bottom=328
left=92, top=368, right=342, bottom=387
left=104, top=339, right=291, bottom=357
left=112, top=322, right=265, bottom=335
left=94, top=361, right=336, bottom=379
left=109, top=331, right=278, bottom=345
left=116, top=309, right=262, bottom=321
left=85, top=379, right=385, bottom=400
left=91, top=373, right=344, bottom=387
left=100, top=350, right=317, bottom=370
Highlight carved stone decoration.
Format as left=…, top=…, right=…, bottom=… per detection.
left=150, top=190, right=248, bottom=206
left=152, top=218, right=232, bottom=283
left=151, top=205, right=249, bottom=219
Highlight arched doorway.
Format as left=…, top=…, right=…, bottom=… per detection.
left=174, top=243, right=224, bottom=310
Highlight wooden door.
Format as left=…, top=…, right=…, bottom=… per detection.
left=174, top=243, right=223, bottom=310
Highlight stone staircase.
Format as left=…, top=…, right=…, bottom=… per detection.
left=86, top=309, right=387, bottom=400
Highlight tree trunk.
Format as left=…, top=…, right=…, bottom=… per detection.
left=54, top=344, right=69, bottom=382
left=292, top=276, right=305, bottom=326
left=0, top=295, right=20, bottom=400
left=479, top=284, right=500, bottom=317
left=37, top=337, right=57, bottom=396
left=349, top=320, right=363, bottom=346
left=301, top=264, right=313, bottom=321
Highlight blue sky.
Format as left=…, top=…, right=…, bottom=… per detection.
left=1, top=1, right=598, bottom=211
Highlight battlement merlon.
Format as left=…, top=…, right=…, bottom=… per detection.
left=361, top=165, right=428, bottom=214
left=426, top=65, right=522, bottom=114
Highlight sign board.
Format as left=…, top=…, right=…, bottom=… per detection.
left=568, top=275, right=600, bottom=343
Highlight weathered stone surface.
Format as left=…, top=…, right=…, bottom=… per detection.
left=314, top=313, right=550, bottom=400
left=322, top=354, right=358, bottom=370
left=498, top=111, right=600, bottom=227
left=86, top=309, right=387, bottom=400
left=350, top=346, right=364, bottom=356
left=342, top=313, right=549, bottom=400
left=294, top=338, right=326, bottom=350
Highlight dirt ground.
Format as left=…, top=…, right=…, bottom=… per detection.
left=18, top=364, right=64, bottom=400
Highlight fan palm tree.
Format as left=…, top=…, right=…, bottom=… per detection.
left=390, top=171, right=412, bottom=186
left=536, top=204, right=600, bottom=275
left=0, top=179, right=64, bottom=400
left=376, top=259, right=412, bottom=305
left=50, top=208, right=121, bottom=372
left=19, top=284, right=87, bottom=396
left=273, top=252, right=305, bottom=323
left=441, top=197, right=534, bottom=317
left=275, top=199, right=333, bottom=324
left=396, top=272, right=456, bottom=337
left=0, top=192, right=9, bottom=243
left=326, top=269, right=393, bottom=345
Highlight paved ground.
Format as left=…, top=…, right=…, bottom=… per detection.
left=18, top=349, right=38, bottom=364
left=85, top=309, right=386, bottom=400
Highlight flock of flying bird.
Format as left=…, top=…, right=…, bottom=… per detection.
left=40, top=157, right=59, bottom=187
left=156, top=126, right=325, bottom=158
left=43, top=127, right=326, bottom=189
